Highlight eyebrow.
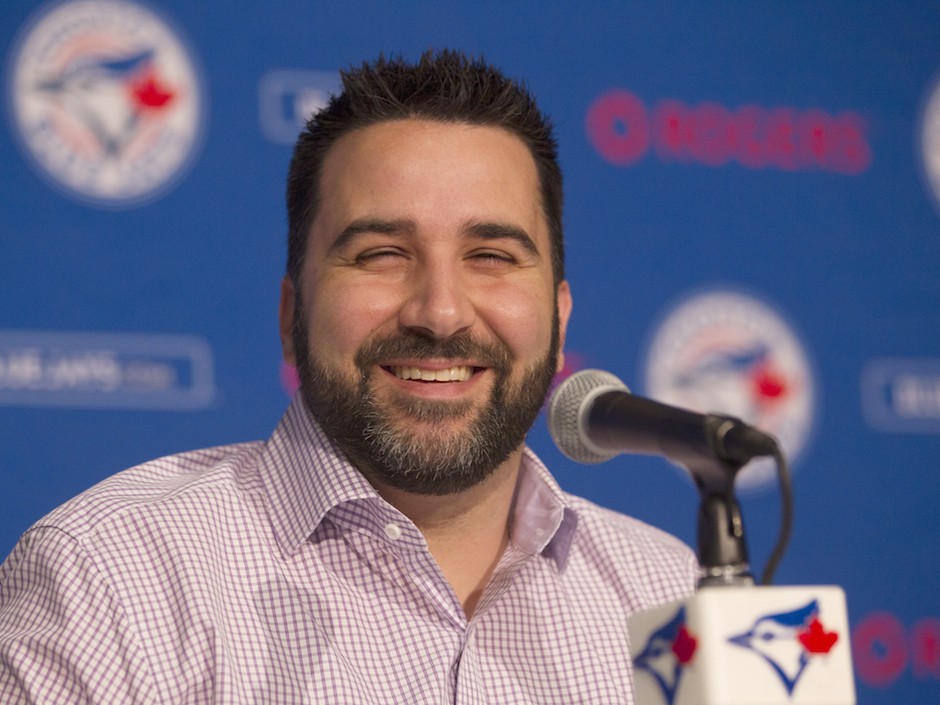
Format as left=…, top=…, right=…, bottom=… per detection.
left=328, top=218, right=414, bottom=253
left=464, top=221, right=540, bottom=258
left=328, top=217, right=541, bottom=259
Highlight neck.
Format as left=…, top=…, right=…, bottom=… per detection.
left=366, top=449, right=523, bottom=618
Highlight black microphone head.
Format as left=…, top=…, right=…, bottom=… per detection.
left=548, top=369, right=630, bottom=464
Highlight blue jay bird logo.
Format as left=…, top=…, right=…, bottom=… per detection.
left=642, top=290, right=816, bottom=493
left=34, top=49, right=176, bottom=159
left=634, top=607, right=698, bottom=705
left=9, top=0, right=203, bottom=205
left=728, top=599, right=839, bottom=696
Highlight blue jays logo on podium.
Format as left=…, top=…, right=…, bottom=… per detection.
left=643, top=289, right=815, bottom=493
left=7, top=0, right=205, bottom=207
left=728, top=599, right=840, bottom=697
left=629, top=588, right=853, bottom=705
left=634, top=606, right=699, bottom=705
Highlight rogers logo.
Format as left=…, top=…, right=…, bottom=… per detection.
left=852, top=612, right=940, bottom=688
left=587, top=89, right=871, bottom=174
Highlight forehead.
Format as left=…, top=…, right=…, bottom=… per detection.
left=310, top=118, right=548, bottom=251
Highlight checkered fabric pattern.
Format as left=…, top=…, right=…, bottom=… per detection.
left=0, top=394, right=697, bottom=703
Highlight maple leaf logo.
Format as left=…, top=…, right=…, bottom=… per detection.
left=129, top=69, right=175, bottom=110
left=798, top=617, right=839, bottom=654
left=752, top=363, right=788, bottom=402
left=672, top=625, right=698, bottom=664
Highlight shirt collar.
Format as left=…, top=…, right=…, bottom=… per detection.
left=259, top=394, right=380, bottom=557
left=513, top=447, right=579, bottom=571
left=259, top=393, right=579, bottom=568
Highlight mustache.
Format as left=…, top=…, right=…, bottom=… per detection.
left=354, top=330, right=512, bottom=376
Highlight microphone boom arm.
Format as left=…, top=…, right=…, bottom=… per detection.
left=585, top=391, right=768, bottom=586
left=685, top=443, right=754, bottom=587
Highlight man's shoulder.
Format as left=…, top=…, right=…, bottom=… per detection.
left=563, top=492, right=699, bottom=605
left=33, top=441, right=266, bottom=541
left=566, top=493, right=692, bottom=558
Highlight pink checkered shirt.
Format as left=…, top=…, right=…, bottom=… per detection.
left=0, top=395, right=697, bottom=704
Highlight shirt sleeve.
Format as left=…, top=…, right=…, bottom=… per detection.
left=0, top=526, right=157, bottom=705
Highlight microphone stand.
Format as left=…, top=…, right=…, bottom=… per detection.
left=626, top=433, right=857, bottom=704
left=690, top=455, right=754, bottom=587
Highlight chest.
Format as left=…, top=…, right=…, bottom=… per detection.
left=129, top=530, right=638, bottom=704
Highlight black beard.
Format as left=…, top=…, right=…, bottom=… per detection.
left=292, top=299, right=559, bottom=496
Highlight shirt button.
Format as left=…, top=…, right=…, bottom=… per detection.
left=384, top=523, right=403, bottom=540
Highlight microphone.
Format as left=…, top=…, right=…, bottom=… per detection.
left=548, top=369, right=778, bottom=470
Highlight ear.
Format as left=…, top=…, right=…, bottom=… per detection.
left=278, top=275, right=298, bottom=366
left=554, top=280, right=573, bottom=374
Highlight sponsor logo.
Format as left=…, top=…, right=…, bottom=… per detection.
left=258, top=69, right=341, bottom=144
left=6, top=0, right=205, bottom=207
left=0, top=330, right=214, bottom=409
left=587, top=89, right=870, bottom=173
left=863, top=358, right=940, bottom=433
left=852, top=612, right=940, bottom=687
left=643, top=289, right=815, bottom=492
left=634, top=606, right=698, bottom=705
left=728, top=600, right=839, bottom=696
left=920, top=73, right=940, bottom=213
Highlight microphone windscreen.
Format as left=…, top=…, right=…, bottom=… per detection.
left=548, top=369, right=629, bottom=464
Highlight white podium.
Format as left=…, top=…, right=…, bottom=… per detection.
left=628, top=585, right=856, bottom=705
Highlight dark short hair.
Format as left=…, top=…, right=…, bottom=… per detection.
left=285, top=49, right=564, bottom=287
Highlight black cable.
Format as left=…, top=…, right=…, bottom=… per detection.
left=760, top=443, right=793, bottom=585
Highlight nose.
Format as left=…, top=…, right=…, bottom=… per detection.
left=398, top=260, right=476, bottom=340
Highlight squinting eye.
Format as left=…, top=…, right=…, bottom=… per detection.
left=355, top=249, right=405, bottom=264
left=471, top=251, right=516, bottom=264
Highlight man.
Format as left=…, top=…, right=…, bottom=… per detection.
left=0, top=51, right=696, bottom=703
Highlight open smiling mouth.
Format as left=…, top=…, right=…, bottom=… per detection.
left=386, top=365, right=477, bottom=382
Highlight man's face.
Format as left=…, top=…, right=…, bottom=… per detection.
left=280, top=118, right=572, bottom=495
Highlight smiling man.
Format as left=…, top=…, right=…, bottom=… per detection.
left=281, top=115, right=571, bottom=616
left=0, top=51, right=697, bottom=704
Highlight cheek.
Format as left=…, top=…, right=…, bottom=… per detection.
left=479, top=282, right=555, bottom=356
left=305, top=280, right=401, bottom=364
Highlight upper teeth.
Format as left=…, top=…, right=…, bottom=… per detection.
left=393, top=366, right=473, bottom=382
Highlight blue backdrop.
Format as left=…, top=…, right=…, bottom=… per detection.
left=2, top=1, right=938, bottom=702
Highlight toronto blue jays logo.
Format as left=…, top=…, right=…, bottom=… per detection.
left=634, top=606, right=698, bottom=705
left=8, top=0, right=203, bottom=206
left=644, top=289, right=814, bottom=493
left=728, top=599, right=839, bottom=696
left=32, top=48, right=176, bottom=159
